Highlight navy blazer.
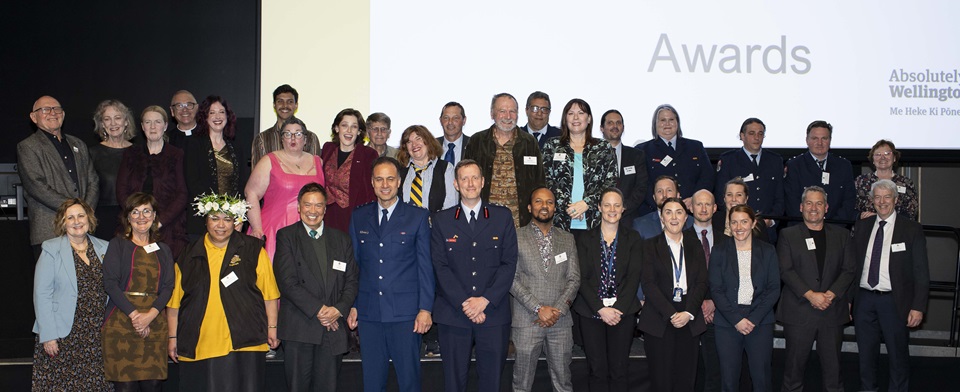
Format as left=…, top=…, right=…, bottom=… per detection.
left=33, top=235, right=110, bottom=343
left=709, top=236, right=780, bottom=328
left=349, top=200, right=434, bottom=323
left=632, top=210, right=694, bottom=240
left=637, top=230, right=708, bottom=338
left=431, top=203, right=518, bottom=328
left=776, top=223, right=857, bottom=326
left=636, top=136, right=715, bottom=216
left=715, top=148, right=785, bottom=218
left=852, top=214, right=929, bottom=320
left=522, top=124, right=561, bottom=150
left=784, top=152, right=856, bottom=221
left=618, top=144, right=649, bottom=224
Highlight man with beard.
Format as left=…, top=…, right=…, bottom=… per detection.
left=510, top=187, right=580, bottom=392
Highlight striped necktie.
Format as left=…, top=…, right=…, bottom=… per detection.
left=411, top=166, right=426, bottom=207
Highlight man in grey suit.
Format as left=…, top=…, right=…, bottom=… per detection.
left=273, top=182, right=358, bottom=392
left=17, top=96, right=99, bottom=260
left=510, top=187, right=580, bottom=392
left=777, top=186, right=857, bottom=392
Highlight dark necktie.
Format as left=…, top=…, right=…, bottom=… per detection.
left=309, top=229, right=318, bottom=239
left=750, top=153, right=759, bottom=167
left=533, top=132, right=542, bottom=143
left=668, top=140, right=674, bottom=150
left=444, top=143, right=455, bottom=164
left=867, top=220, right=887, bottom=288
left=469, top=210, right=477, bottom=231
left=380, top=208, right=388, bottom=227
left=701, top=229, right=711, bottom=266
left=816, top=159, right=825, bottom=171
left=411, top=167, right=426, bottom=207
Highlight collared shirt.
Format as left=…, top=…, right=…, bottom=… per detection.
left=809, top=151, right=828, bottom=168
left=742, top=147, right=762, bottom=163
left=665, top=234, right=689, bottom=293
left=527, top=124, right=547, bottom=136
left=41, top=130, right=80, bottom=190
left=302, top=222, right=324, bottom=238
left=460, top=201, right=482, bottom=223
left=693, top=222, right=713, bottom=252
left=401, top=158, right=457, bottom=211
left=443, top=135, right=464, bottom=164
left=660, top=135, right=678, bottom=148
left=612, top=142, right=623, bottom=171
left=378, top=198, right=400, bottom=224
left=860, top=211, right=897, bottom=291
left=489, top=133, right=520, bottom=227
left=530, top=224, right=555, bottom=271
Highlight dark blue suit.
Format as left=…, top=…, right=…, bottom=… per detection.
left=784, top=152, right=856, bottom=221
left=431, top=203, right=518, bottom=392
left=715, top=148, right=785, bottom=219
left=636, top=136, right=715, bottom=216
left=522, top=124, right=561, bottom=150
left=349, top=200, right=434, bottom=392
left=709, top=236, right=780, bottom=392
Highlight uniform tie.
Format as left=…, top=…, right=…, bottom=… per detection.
left=380, top=208, right=388, bottom=226
left=469, top=210, right=477, bottom=231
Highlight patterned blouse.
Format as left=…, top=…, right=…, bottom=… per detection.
left=854, top=172, right=918, bottom=221
left=542, top=138, right=619, bottom=230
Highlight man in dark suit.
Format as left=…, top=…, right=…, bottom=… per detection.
left=784, top=120, right=856, bottom=221
left=431, top=159, right=518, bottom=392
left=852, top=179, right=929, bottom=392
left=690, top=189, right=722, bottom=392
left=600, top=109, right=648, bottom=224
left=633, top=175, right=693, bottom=240
left=274, top=183, right=359, bottom=392
left=714, top=118, right=784, bottom=229
left=437, top=101, right=470, bottom=167
left=17, top=95, right=99, bottom=260
left=168, top=90, right=199, bottom=150
left=520, top=91, right=561, bottom=149
left=777, top=186, right=857, bottom=392
left=347, top=157, right=434, bottom=392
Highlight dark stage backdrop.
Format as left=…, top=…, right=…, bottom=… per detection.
left=0, top=0, right=260, bottom=163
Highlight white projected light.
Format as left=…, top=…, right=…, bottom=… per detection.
left=368, top=0, right=960, bottom=149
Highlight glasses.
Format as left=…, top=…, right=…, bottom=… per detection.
left=369, top=127, right=390, bottom=134
left=33, top=106, right=64, bottom=115
left=282, top=131, right=304, bottom=139
left=873, top=151, right=893, bottom=158
left=529, top=106, right=550, bottom=114
left=130, top=209, right=154, bottom=218
left=171, top=102, right=197, bottom=110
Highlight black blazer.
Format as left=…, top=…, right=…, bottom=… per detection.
left=183, top=137, right=250, bottom=235
left=618, top=145, right=648, bottom=224
left=273, top=222, right=358, bottom=351
left=852, top=215, right=929, bottom=320
left=709, top=236, right=780, bottom=328
left=572, top=225, right=643, bottom=319
left=776, top=223, right=857, bottom=326
left=637, top=229, right=708, bottom=338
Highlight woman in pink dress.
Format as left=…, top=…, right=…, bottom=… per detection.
left=245, top=117, right=325, bottom=260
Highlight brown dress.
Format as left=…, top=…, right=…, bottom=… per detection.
left=102, top=247, right=168, bottom=381
left=32, top=244, right=112, bottom=391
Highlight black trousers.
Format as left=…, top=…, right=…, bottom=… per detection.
left=697, top=323, right=721, bottom=392
left=855, top=288, right=911, bottom=392
left=283, top=340, right=343, bottom=392
left=645, top=323, right=700, bottom=392
left=178, top=351, right=265, bottom=392
left=781, top=321, right=844, bottom=392
left=578, top=314, right=636, bottom=392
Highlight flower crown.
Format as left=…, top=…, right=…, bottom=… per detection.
left=193, top=193, right=250, bottom=225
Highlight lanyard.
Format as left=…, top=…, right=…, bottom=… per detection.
left=670, top=245, right=685, bottom=287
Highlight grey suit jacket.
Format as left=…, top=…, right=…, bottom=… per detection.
left=33, top=234, right=109, bottom=343
left=273, top=222, right=358, bottom=351
left=510, top=224, right=580, bottom=328
left=17, top=130, right=99, bottom=244
left=776, top=223, right=857, bottom=326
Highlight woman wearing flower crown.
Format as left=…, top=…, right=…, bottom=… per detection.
left=166, top=193, right=280, bottom=392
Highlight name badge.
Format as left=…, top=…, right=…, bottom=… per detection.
left=72, top=146, right=79, bottom=153
left=523, top=156, right=537, bottom=165
left=660, top=155, right=674, bottom=167
left=805, top=238, right=816, bottom=250
left=821, top=172, right=830, bottom=185
left=333, top=260, right=347, bottom=272
left=623, top=165, right=636, bottom=175
left=897, top=185, right=906, bottom=194
left=891, top=242, right=907, bottom=252
left=602, top=297, right=617, bottom=307
left=673, top=287, right=683, bottom=302
left=743, top=173, right=755, bottom=182
left=143, top=243, right=160, bottom=253
left=553, top=153, right=567, bottom=162
left=555, top=252, right=567, bottom=264
left=221, top=271, right=239, bottom=288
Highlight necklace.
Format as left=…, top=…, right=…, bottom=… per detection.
left=70, top=240, right=88, bottom=253
left=281, top=151, right=305, bottom=171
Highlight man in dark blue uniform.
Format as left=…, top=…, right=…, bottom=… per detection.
left=784, top=120, right=857, bottom=221
left=714, top=118, right=784, bottom=229
left=636, top=104, right=714, bottom=216
left=431, top=159, right=518, bottom=392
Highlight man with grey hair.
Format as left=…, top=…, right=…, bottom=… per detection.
left=463, top=93, right=546, bottom=227
left=777, top=185, right=857, bottom=392
left=852, top=179, right=928, bottom=392
left=521, top=91, right=561, bottom=150
left=366, top=112, right=398, bottom=158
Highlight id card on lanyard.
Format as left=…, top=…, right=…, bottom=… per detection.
left=671, top=246, right=685, bottom=302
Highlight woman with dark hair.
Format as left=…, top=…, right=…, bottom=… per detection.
left=90, top=99, right=138, bottom=239
left=183, top=95, right=250, bottom=237
left=855, top=139, right=918, bottom=221
left=116, top=105, right=189, bottom=258
left=572, top=188, right=643, bottom=392
left=541, top=98, right=618, bottom=235
left=638, top=197, right=708, bottom=392
left=32, top=198, right=111, bottom=391
left=319, top=108, right=378, bottom=232
left=102, top=193, right=176, bottom=391
left=245, top=116, right=325, bottom=260
left=710, top=204, right=780, bottom=392
left=396, top=125, right=456, bottom=212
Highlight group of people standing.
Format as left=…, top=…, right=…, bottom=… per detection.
left=20, top=86, right=929, bottom=392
